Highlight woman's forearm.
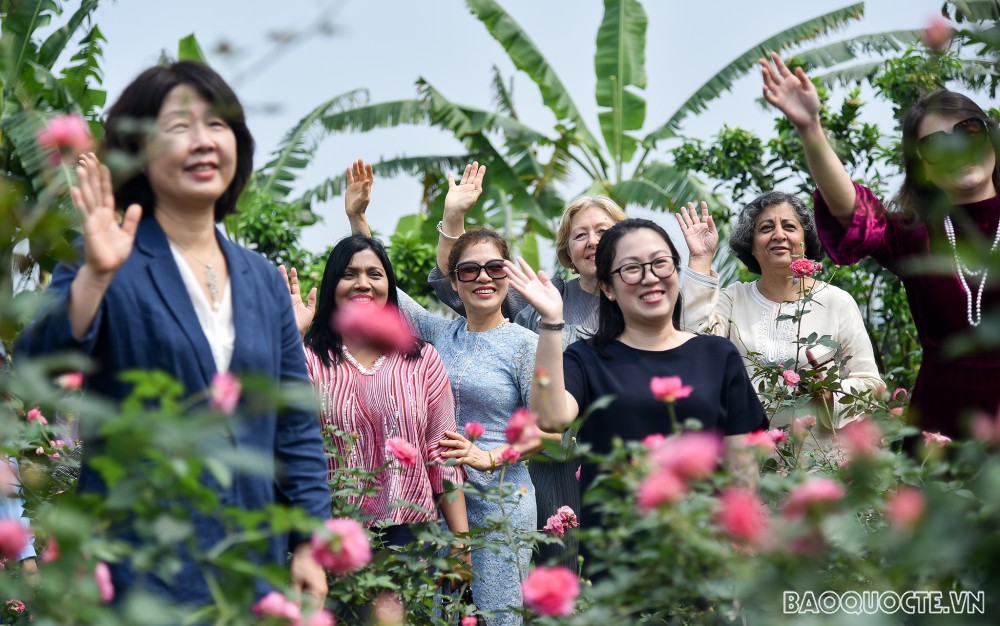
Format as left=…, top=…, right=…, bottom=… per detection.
left=796, top=121, right=857, bottom=227
left=68, top=265, right=113, bottom=341
left=531, top=326, right=575, bottom=432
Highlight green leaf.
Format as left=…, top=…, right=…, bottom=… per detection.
left=464, top=0, right=603, bottom=154
left=177, top=34, right=207, bottom=63
left=595, top=0, right=647, bottom=166
left=320, top=98, right=428, bottom=134
left=37, top=0, right=98, bottom=70
left=791, top=30, right=922, bottom=70
left=643, top=2, right=866, bottom=146
left=257, top=88, right=368, bottom=198
left=0, top=0, right=58, bottom=96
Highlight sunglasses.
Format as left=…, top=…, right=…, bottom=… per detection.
left=916, top=116, right=991, bottom=165
left=453, top=259, right=508, bottom=282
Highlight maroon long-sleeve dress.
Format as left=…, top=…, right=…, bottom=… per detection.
left=814, top=183, right=1000, bottom=438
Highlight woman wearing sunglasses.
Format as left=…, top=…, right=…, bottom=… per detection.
left=761, top=52, right=1000, bottom=440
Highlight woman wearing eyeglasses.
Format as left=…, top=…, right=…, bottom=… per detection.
left=506, top=218, right=766, bottom=536
left=676, top=193, right=885, bottom=456
left=761, top=52, right=1000, bottom=439
left=391, top=227, right=547, bottom=626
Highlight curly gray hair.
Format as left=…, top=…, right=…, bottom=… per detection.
left=728, top=191, right=824, bottom=274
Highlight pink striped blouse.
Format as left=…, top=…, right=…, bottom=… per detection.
left=305, top=343, right=463, bottom=526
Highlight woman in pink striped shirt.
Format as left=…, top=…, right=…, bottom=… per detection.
left=283, top=235, right=469, bottom=554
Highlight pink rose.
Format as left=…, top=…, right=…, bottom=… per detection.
left=892, top=388, right=908, bottom=402
left=36, top=113, right=94, bottom=164
left=890, top=407, right=904, bottom=417
left=542, top=514, right=566, bottom=537
left=465, top=422, right=485, bottom=440
left=43, top=537, right=60, bottom=562
left=500, top=447, right=521, bottom=464
left=0, top=519, right=30, bottom=559
left=642, top=433, right=666, bottom=449
left=26, top=408, right=48, bottom=425
left=789, top=258, right=822, bottom=278
left=791, top=415, right=816, bottom=440
left=781, top=369, right=800, bottom=386
left=521, top=566, right=579, bottom=616
left=716, top=488, right=768, bottom=543
left=305, top=608, right=336, bottom=626
left=461, top=617, right=478, bottom=626
left=311, top=518, right=372, bottom=575
left=56, top=372, right=85, bottom=390
left=922, top=431, right=952, bottom=448
left=841, top=419, right=882, bottom=460
left=743, top=430, right=777, bottom=455
left=923, top=14, right=953, bottom=51
left=636, top=470, right=686, bottom=511
left=972, top=410, right=1000, bottom=446
left=649, top=376, right=693, bottom=403
left=35, top=447, right=44, bottom=455
left=209, top=371, right=241, bottom=414
left=333, top=302, right=415, bottom=354
left=252, top=591, right=301, bottom=622
left=767, top=428, right=789, bottom=444
left=386, top=437, right=419, bottom=467
left=651, top=432, right=721, bottom=480
left=95, top=561, right=114, bottom=603
left=5, top=600, right=25, bottom=614
left=505, top=408, right=540, bottom=446
left=783, top=478, right=846, bottom=520
left=556, top=505, right=578, bottom=528
left=886, top=487, right=925, bottom=531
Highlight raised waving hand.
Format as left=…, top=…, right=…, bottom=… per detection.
left=503, top=257, right=564, bottom=324
left=759, top=52, right=821, bottom=130
left=675, top=201, right=717, bottom=275
left=345, top=158, right=374, bottom=237
left=444, top=162, right=486, bottom=216
left=279, top=265, right=316, bottom=337
left=70, top=153, right=142, bottom=277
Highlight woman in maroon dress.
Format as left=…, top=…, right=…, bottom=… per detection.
left=759, top=52, right=1000, bottom=439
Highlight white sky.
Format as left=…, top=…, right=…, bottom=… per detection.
left=89, top=0, right=945, bottom=267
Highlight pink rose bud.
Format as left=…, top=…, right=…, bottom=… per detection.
left=333, top=302, right=416, bottom=354
left=461, top=617, right=478, bottom=626
left=94, top=561, right=115, bottom=603
left=767, top=429, right=789, bottom=444
left=922, top=431, right=951, bottom=448
left=26, top=408, right=48, bottom=425
left=742, top=430, right=777, bottom=455
left=504, top=408, right=540, bottom=446
left=43, top=537, right=60, bottom=562
left=841, top=419, right=882, bottom=460
left=209, top=371, right=242, bottom=414
left=892, top=388, right=908, bottom=402
left=465, top=422, right=485, bottom=440
left=252, top=591, right=301, bottom=622
left=500, top=447, right=521, bottom=464
left=923, top=14, right=953, bottom=51
left=636, top=469, right=686, bottom=511
left=36, top=113, right=94, bottom=164
left=781, top=369, right=800, bottom=386
left=521, top=566, right=580, bottom=616
left=642, top=433, right=666, bottom=449
left=56, top=372, right=85, bottom=390
left=305, top=608, right=336, bottom=626
left=651, top=432, right=721, bottom=479
left=783, top=478, right=846, bottom=520
left=311, top=518, right=372, bottom=575
left=575, top=465, right=581, bottom=481
left=886, top=487, right=926, bottom=531
left=386, top=437, right=419, bottom=467
left=649, top=375, right=693, bottom=403
left=791, top=415, right=817, bottom=440
left=35, top=447, right=44, bottom=455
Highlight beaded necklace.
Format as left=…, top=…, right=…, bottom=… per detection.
left=943, top=214, right=1000, bottom=327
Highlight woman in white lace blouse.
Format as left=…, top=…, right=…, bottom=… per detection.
left=676, top=192, right=886, bottom=447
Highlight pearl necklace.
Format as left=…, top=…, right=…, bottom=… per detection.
left=943, top=214, right=1000, bottom=327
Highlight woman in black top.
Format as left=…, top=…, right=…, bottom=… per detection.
left=505, top=219, right=766, bottom=528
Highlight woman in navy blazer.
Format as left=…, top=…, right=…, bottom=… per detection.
left=16, top=62, right=330, bottom=607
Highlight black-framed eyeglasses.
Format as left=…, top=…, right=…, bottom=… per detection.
left=611, top=256, right=678, bottom=285
left=453, top=259, right=508, bottom=282
left=916, top=116, right=990, bottom=165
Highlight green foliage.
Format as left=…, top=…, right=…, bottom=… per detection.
left=386, top=217, right=438, bottom=308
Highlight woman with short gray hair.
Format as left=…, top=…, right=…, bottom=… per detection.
left=676, top=196, right=885, bottom=456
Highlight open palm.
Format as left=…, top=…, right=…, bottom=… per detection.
left=675, top=201, right=718, bottom=259
left=279, top=265, right=316, bottom=336
left=444, top=162, right=486, bottom=215
left=504, top=257, right=563, bottom=323
left=760, top=52, right=821, bottom=129
left=70, top=153, right=141, bottom=277
left=345, top=158, right=374, bottom=219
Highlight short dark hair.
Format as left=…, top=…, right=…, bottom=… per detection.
left=304, top=235, right=422, bottom=367
left=729, top=191, right=823, bottom=274
left=591, top=218, right=683, bottom=352
left=446, top=228, right=511, bottom=276
left=894, top=89, right=1000, bottom=220
left=103, top=61, right=254, bottom=222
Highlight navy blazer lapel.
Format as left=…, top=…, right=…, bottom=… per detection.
left=220, top=233, right=256, bottom=374
left=136, top=218, right=218, bottom=383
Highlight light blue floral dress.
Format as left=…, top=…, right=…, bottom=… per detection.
left=399, top=290, right=536, bottom=626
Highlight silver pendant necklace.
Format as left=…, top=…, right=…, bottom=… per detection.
left=943, top=214, right=1000, bottom=327
left=173, top=240, right=222, bottom=310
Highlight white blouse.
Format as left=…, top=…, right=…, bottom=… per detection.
left=680, top=269, right=886, bottom=431
left=169, top=245, right=234, bottom=374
